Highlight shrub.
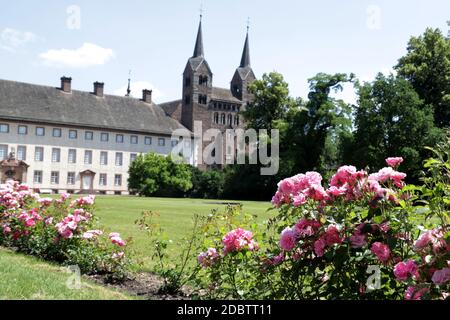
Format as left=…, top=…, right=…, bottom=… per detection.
left=0, top=186, right=130, bottom=280
left=189, top=168, right=225, bottom=199
left=195, top=148, right=449, bottom=299
left=128, top=153, right=193, bottom=197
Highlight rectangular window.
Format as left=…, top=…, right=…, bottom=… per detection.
left=17, top=146, right=26, bottom=161
left=99, top=174, right=107, bottom=186
left=53, top=128, right=62, bottom=138
left=69, top=130, right=77, bottom=139
left=36, top=127, right=45, bottom=136
left=52, top=148, right=61, bottom=163
left=158, top=138, right=165, bottom=147
left=84, top=150, right=93, bottom=165
left=145, top=137, right=152, bottom=145
left=130, top=135, right=138, bottom=144
left=33, top=171, right=43, bottom=184
left=0, top=124, right=9, bottom=133
left=100, top=151, right=108, bottom=165
left=51, top=171, right=60, bottom=185
left=68, top=149, right=77, bottom=164
left=0, top=145, right=8, bottom=160
left=67, top=172, right=75, bottom=185
left=18, top=125, right=28, bottom=135
left=101, top=132, right=109, bottom=142
left=130, top=153, right=137, bottom=163
left=116, top=134, right=124, bottom=143
left=115, top=152, right=123, bottom=166
left=171, top=140, right=178, bottom=147
left=35, top=147, right=44, bottom=162
left=114, top=174, right=122, bottom=187
left=85, top=131, right=93, bottom=141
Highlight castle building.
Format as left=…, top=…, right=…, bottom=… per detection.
left=0, top=18, right=255, bottom=194
left=160, top=19, right=256, bottom=167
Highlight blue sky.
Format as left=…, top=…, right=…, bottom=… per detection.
left=0, top=0, right=448, bottom=104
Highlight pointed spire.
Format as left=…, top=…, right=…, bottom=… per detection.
left=192, top=16, right=204, bottom=58
left=126, top=70, right=131, bottom=97
left=240, top=25, right=251, bottom=68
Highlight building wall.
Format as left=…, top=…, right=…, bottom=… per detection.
left=0, top=120, right=190, bottom=194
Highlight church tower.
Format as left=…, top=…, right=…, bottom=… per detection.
left=181, top=17, right=213, bottom=131
left=231, top=28, right=256, bottom=104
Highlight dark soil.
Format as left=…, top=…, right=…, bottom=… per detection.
left=88, top=272, right=195, bottom=300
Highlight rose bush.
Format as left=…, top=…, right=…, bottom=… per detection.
left=196, top=138, right=449, bottom=300
left=0, top=184, right=130, bottom=280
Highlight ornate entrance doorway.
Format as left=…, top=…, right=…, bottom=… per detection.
left=0, top=149, right=29, bottom=184
left=79, top=170, right=95, bottom=193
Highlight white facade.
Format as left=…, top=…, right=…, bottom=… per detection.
left=0, top=120, right=193, bottom=194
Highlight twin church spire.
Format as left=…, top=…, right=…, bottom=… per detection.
left=191, top=16, right=251, bottom=69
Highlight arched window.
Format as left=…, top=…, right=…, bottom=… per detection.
left=221, top=113, right=226, bottom=125
left=214, top=112, right=219, bottom=124
left=234, top=115, right=240, bottom=126
left=227, top=114, right=232, bottom=125
left=199, top=75, right=208, bottom=86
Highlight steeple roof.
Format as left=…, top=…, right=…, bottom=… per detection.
left=192, top=19, right=204, bottom=58
left=239, top=31, right=251, bottom=68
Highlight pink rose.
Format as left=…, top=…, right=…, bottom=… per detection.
left=324, top=225, right=343, bottom=246
left=222, top=228, right=258, bottom=255
left=431, top=268, right=450, bottom=285
left=314, top=238, right=327, bottom=257
left=197, top=248, right=220, bottom=268
left=279, top=227, right=297, bottom=251
left=386, top=157, right=403, bottom=168
left=350, top=233, right=367, bottom=248
left=370, top=242, right=391, bottom=262
left=394, top=260, right=419, bottom=281
left=404, top=286, right=429, bottom=300
left=293, top=194, right=307, bottom=207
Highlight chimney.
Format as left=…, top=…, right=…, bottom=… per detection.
left=61, top=76, right=72, bottom=93
left=93, top=82, right=104, bottom=97
left=142, top=89, right=152, bottom=104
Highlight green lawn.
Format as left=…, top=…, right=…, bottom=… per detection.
left=93, top=196, right=273, bottom=270
left=0, top=248, right=133, bottom=300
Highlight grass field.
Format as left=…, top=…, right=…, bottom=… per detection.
left=93, top=196, right=273, bottom=270
left=0, top=248, right=133, bottom=300
left=0, top=196, right=272, bottom=299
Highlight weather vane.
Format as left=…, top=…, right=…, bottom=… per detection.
left=247, top=17, right=250, bottom=32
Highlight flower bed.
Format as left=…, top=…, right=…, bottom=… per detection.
left=0, top=183, right=129, bottom=280
left=195, top=151, right=449, bottom=300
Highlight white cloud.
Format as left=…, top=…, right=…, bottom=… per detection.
left=0, top=28, right=38, bottom=52
left=113, top=81, right=163, bottom=102
left=39, top=43, right=115, bottom=68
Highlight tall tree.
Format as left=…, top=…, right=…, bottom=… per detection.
left=243, top=72, right=296, bottom=131
left=395, top=27, right=450, bottom=128
left=285, top=73, right=354, bottom=174
left=350, top=74, right=442, bottom=179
